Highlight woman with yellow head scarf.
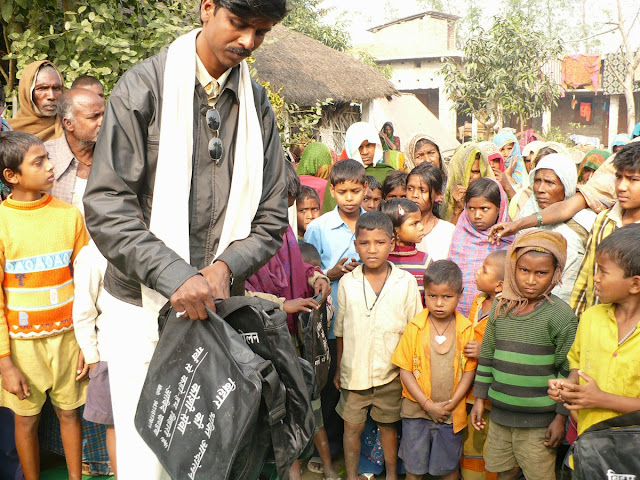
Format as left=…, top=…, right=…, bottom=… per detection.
left=442, top=142, right=495, bottom=224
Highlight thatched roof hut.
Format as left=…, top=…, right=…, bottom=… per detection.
left=253, top=25, right=397, bottom=106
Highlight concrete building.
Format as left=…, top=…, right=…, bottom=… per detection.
left=358, top=11, right=462, bottom=139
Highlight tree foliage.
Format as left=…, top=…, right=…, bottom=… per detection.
left=442, top=13, right=562, bottom=135
left=1, top=1, right=199, bottom=95
left=0, top=0, right=335, bottom=148
left=282, top=0, right=350, bottom=52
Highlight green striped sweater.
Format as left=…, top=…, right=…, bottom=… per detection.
left=474, top=295, right=578, bottom=428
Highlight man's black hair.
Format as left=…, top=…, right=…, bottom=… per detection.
left=366, top=175, right=382, bottom=192
left=381, top=170, right=408, bottom=199
left=465, top=177, right=501, bottom=209
left=424, top=259, right=463, bottom=293
left=355, top=211, right=393, bottom=239
left=285, top=160, right=301, bottom=198
left=297, top=185, right=320, bottom=204
left=597, top=223, right=640, bottom=278
left=71, top=75, right=103, bottom=91
left=298, top=241, right=322, bottom=267
left=379, top=198, right=420, bottom=230
left=0, top=131, right=44, bottom=188
left=209, top=0, right=288, bottom=22
left=613, top=141, right=640, bottom=174
left=329, top=159, right=367, bottom=187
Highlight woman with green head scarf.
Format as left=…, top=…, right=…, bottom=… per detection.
left=577, top=149, right=611, bottom=184
left=297, top=141, right=333, bottom=209
left=298, top=141, right=333, bottom=177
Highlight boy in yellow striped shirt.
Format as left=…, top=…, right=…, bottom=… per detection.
left=0, top=131, right=88, bottom=480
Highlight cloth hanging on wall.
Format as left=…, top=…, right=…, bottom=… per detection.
left=562, top=54, right=601, bottom=93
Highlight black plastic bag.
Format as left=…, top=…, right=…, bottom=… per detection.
left=572, top=410, right=640, bottom=479
left=297, top=293, right=331, bottom=398
left=135, top=306, right=281, bottom=480
left=216, top=296, right=315, bottom=469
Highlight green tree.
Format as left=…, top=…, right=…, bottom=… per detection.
left=282, top=0, right=349, bottom=52
left=610, top=0, right=640, bottom=134
left=0, top=1, right=333, bottom=148
left=1, top=1, right=199, bottom=95
left=442, top=13, right=562, bottom=137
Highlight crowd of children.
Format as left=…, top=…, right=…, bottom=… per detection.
left=1, top=124, right=640, bottom=480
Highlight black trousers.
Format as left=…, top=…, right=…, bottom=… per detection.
left=320, top=339, right=344, bottom=459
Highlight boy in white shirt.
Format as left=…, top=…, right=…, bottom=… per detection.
left=334, top=211, right=423, bottom=480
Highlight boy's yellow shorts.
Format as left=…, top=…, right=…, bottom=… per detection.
left=0, top=330, right=87, bottom=416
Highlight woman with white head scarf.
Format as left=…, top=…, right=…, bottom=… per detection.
left=321, top=122, right=396, bottom=213
left=519, top=153, right=596, bottom=302
left=343, top=122, right=384, bottom=166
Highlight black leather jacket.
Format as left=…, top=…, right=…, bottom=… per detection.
left=84, top=47, right=288, bottom=306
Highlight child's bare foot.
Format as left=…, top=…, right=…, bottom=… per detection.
left=322, top=462, right=339, bottom=480
left=385, top=470, right=399, bottom=480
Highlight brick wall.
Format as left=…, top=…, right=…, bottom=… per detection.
left=551, top=94, right=607, bottom=141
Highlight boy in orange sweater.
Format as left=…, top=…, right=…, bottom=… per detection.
left=0, top=131, right=88, bottom=480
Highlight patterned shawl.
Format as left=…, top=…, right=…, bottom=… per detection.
left=633, top=122, right=640, bottom=139
left=245, top=226, right=315, bottom=332
left=493, top=130, right=525, bottom=183
left=447, top=178, right=512, bottom=316
left=442, top=142, right=495, bottom=222
left=578, top=148, right=610, bottom=179
left=8, top=60, right=64, bottom=141
left=297, top=141, right=333, bottom=176
left=496, top=229, right=567, bottom=316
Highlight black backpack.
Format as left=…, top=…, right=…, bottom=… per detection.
left=134, top=297, right=314, bottom=480
left=297, top=293, right=331, bottom=399
left=572, top=410, right=640, bottom=479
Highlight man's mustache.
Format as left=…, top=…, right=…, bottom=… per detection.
left=226, top=47, right=251, bottom=57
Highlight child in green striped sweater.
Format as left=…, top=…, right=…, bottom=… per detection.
left=470, top=229, right=578, bottom=480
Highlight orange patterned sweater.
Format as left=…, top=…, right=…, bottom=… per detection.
left=0, top=193, right=88, bottom=357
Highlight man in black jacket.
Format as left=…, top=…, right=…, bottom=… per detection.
left=83, top=1, right=288, bottom=476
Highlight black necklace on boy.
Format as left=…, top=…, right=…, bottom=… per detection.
left=430, top=316, right=454, bottom=345
left=362, top=264, right=392, bottom=317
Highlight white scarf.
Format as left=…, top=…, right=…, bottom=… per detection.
left=141, top=29, right=264, bottom=315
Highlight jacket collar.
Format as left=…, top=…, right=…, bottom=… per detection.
left=51, top=134, right=76, bottom=181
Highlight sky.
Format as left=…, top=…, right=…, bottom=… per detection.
left=319, top=0, right=640, bottom=53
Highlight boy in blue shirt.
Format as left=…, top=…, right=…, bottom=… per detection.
left=304, top=158, right=368, bottom=339
left=304, top=158, right=368, bottom=457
